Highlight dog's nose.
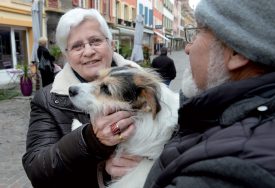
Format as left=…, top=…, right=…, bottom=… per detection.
left=69, top=86, right=79, bottom=97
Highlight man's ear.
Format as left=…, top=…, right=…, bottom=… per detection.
left=227, top=52, right=249, bottom=70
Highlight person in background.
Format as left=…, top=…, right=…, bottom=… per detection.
left=37, top=37, right=55, bottom=87
left=22, top=8, right=140, bottom=188
left=151, top=47, right=176, bottom=86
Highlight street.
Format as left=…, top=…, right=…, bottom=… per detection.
left=0, top=50, right=189, bottom=188
left=0, top=97, right=33, bottom=188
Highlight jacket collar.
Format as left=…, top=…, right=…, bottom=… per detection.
left=51, top=52, right=140, bottom=95
left=179, top=72, right=275, bottom=131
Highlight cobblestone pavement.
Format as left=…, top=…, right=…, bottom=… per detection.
left=0, top=97, right=32, bottom=188
left=0, top=50, right=189, bottom=188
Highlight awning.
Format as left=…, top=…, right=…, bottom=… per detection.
left=118, top=27, right=135, bottom=36
left=110, top=28, right=119, bottom=34
left=154, top=31, right=170, bottom=41
left=144, top=28, right=154, bottom=34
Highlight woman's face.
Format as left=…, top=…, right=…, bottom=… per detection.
left=66, top=19, right=113, bottom=81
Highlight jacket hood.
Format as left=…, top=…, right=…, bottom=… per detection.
left=51, top=52, right=140, bottom=95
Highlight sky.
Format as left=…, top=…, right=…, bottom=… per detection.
left=188, top=0, right=201, bottom=9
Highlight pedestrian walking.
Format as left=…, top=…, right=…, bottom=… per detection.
left=37, top=37, right=55, bottom=87
left=151, top=47, right=176, bottom=85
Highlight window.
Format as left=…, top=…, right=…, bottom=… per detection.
left=132, top=8, right=136, bottom=21
left=139, top=3, right=143, bottom=16
left=149, top=9, right=153, bottom=26
left=0, top=27, right=28, bottom=70
left=103, top=0, right=108, bottom=15
left=116, top=1, right=121, bottom=19
left=0, top=27, right=13, bottom=70
left=145, top=7, right=148, bottom=25
left=124, top=4, right=129, bottom=20
left=14, top=30, right=27, bottom=67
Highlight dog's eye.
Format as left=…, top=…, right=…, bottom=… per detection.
left=100, top=84, right=111, bottom=95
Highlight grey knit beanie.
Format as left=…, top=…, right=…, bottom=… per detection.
left=195, top=0, right=275, bottom=67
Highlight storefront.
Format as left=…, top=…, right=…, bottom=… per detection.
left=0, top=2, right=33, bottom=86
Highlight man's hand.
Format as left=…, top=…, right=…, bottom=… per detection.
left=105, top=154, right=143, bottom=179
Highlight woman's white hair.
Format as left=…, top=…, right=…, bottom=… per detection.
left=56, top=8, right=112, bottom=53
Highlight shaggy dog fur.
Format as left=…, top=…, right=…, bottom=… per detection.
left=69, top=66, right=179, bottom=188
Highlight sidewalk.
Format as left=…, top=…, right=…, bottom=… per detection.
left=0, top=96, right=32, bottom=188
left=0, top=50, right=189, bottom=188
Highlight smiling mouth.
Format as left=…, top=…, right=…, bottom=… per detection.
left=84, top=60, right=100, bottom=65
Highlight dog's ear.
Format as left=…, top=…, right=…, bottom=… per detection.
left=132, top=88, right=161, bottom=119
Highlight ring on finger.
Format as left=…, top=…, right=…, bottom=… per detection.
left=111, top=123, right=121, bottom=135
left=117, top=134, right=125, bottom=142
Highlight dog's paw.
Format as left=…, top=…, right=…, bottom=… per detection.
left=71, top=119, right=83, bottom=131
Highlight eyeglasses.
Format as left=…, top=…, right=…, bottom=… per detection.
left=184, top=27, right=203, bottom=44
left=66, top=36, right=108, bottom=55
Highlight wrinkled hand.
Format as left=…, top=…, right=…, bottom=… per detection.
left=92, top=109, right=136, bottom=146
left=106, top=154, right=143, bottom=179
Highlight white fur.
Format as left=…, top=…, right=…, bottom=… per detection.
left=70, top=79, right=179, bottom=188
left=109, top=84, right=179, bottom=188
left=72, top=119, right=83, bottom=130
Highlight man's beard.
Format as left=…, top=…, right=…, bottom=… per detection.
left=206, top=40, right=230, bottom=90
left=180, top=62, right=200, bottom=98
left=180, top=40, right=230, bottom=98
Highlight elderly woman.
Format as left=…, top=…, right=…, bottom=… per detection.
left=22, top=8, right=139, bottom=188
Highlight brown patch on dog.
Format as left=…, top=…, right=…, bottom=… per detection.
left=132, top=72, right=161, bottom=119
left=132, top=89, right=161, bottom=119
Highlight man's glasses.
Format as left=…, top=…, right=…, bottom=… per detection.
left=66, top=36, right=108, bottom=55
left=184, top=27, right=203, bottom=44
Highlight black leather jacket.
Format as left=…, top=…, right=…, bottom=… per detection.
left=22, top=84, right=115, bottom=188
left=22, top=53, right=139, bottom=188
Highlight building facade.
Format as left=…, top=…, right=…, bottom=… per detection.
left=0, top=0, right=195, bottom=87
left=0, top=0, right=35, bottom=86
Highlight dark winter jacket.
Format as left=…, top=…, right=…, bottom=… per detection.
left=22, top=53, right=139, bottom=188
left=144, top=72, right=275, bottom=188
left=37, top=46, right=56, bottom=87
left=37, top=45, right=55, bottom=69
left=152, top=54, right=176, bottom=81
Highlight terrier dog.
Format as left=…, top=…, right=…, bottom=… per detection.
left=69, top=66, right=179, bottom=188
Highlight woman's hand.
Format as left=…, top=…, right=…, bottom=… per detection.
left=105, top=154, right=143, bottom=179
left=92, top=109, right=136, bottom=146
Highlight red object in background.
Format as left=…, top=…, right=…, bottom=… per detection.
left=72, top=0, right=79, bottom=6
left=20, top=77, right=33, bottom=96
left=48, top=0, right=58, bottom=9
